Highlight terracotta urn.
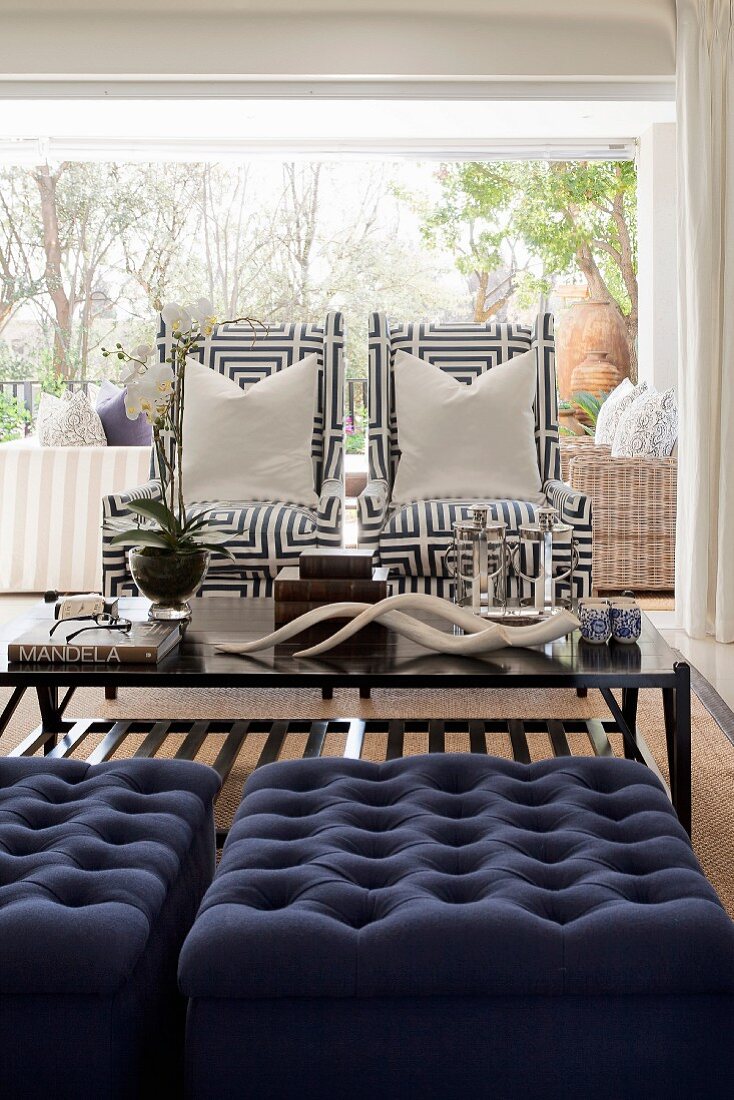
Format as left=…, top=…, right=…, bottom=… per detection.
left=558, top=407, right=586, bottom=437
left=555, top=298, right=631, bottom=400
left=570, top=350, right=621, bottom=424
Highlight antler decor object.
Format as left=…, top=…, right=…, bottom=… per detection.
left=215, top=593, right=580, bottom=659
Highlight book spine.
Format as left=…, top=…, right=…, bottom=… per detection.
left=274, top=578, right=388, bottom=602
left=299, top=553, right=374, bottom=579
left=274, top=601, right=379, bottom=624
left=8, top=643, right=160, bottom=664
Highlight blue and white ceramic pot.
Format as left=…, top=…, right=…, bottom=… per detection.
left=578, top=598, right=612, bottom=644
left=610, top=597, right=642, bottom=644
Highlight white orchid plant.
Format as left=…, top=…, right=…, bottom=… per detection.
left=103, top=298, right=261, bottom=559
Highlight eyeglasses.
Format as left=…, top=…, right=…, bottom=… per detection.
left=49, top=612, right=133, bottom=643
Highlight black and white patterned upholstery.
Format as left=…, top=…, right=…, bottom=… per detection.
left=358, top=312, right=593, bottom=598
left=103, top=312, right=344, bottom=598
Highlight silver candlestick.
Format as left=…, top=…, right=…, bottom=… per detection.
left=512, top=507, right=578, bottom=615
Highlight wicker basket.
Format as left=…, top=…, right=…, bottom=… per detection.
left=568, top=448, right=677, bottom=591
left=559, top=436, right=607, bottom=482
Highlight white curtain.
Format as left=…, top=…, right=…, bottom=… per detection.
left=676, top=0, right=734, bottom=642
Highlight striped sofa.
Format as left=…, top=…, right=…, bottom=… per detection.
left=102, top=312, right=344, bottom=598
left=357, top=312, right=593, bottom=600
left=0, top=439, right=150, bottom=593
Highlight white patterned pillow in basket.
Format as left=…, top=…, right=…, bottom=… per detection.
left=611, top=387, right=678, bottom=458
left=595, top=378, right=647, bottom=446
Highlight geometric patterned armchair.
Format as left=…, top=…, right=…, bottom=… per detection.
left=357, top=311, right=593, bottom=600
left=102, top=311, right=344, bottom=598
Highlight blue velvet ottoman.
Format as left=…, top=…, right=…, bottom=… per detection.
left=0, top=756, right=220, bottom=1099
left=180, top=754, right=734, bottom=1100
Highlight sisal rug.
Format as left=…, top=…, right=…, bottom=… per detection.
left=635, top=593, right=675, bottom=610
left=1, top=679, right=732, bottom=917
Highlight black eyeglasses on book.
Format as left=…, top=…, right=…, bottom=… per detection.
left=49, top=613, right=133, bottom=643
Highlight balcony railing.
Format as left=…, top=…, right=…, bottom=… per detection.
left=346, top=377, right=367, bottom=422
left=1, top=380, right=97, bottom=435
left=3, top=377, right=369, bottom=437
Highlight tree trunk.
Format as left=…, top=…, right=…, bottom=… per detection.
left=35, top=164, right=72, bottom=378
left=473, top=270, right=511, bottom=323
left=473, top=271, right=490, bottom=322
left=80, top=272, right=93, bottom=380
left=623, top=308, right=638, bottom=381
left=611, top=183, right=639, bottom=381
left=575, top=241, right=638, bottom=382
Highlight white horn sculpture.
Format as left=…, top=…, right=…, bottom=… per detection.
left=214, top=593, right=579, bottom=659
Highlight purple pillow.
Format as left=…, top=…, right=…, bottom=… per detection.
left=96, top=381, right=152, bottom=446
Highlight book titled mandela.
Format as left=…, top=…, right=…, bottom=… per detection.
left=8, top=621, right=181, bottom=665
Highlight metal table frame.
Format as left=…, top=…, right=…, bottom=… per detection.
left=0, top=600, right=692, bottom=838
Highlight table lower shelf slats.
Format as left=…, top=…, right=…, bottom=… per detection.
left=135, top=721, right=173, bottom=759
left=86, top=721, right=133, bottom=765
left=586, top=718, right=614, bottom=757
left=211, top=721, right=250, bottom=784
left=7, top=715, right=670, bottom=839
left=342, top=719, right=366, bottom=760
left=508, top=719, right=531, bottom=764
left=174, top=721, right=210, bottom=762
left=45, top=718, right=96, bottom=760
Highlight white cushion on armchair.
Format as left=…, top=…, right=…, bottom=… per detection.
left=391, top=349, right=544, bottom=506
left=182, top=355, right=319, bottom=508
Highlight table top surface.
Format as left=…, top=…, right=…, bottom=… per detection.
left=0, top=597, right=683, bottom=689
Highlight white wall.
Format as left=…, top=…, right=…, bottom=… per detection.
left=0, top=1, right=676, bottom=79
left=637, top=122, right=678, bottom=391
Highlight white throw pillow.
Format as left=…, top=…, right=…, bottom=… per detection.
left=37, top=389, right=107, bottom=448
left=595, top=378, right=634, bottom=445
left=35, top=391, right=62, bottom=434
left=181, top=355, right=319, bottom=508
left=611, top=387, right=678, bottom=458
left=391, top=349, right=544, bottom=506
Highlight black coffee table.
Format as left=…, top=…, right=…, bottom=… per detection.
left=0, top=597, right=692, bottom=836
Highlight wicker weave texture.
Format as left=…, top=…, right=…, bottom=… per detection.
left=559, top=436, right=604, bottom=482
left=568, top=449, right=677, bottom=591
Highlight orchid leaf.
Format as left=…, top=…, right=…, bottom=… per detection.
left=109, top=529, right=173, bottom=550
left=198, top=543, right=236, bottom=561
left=180, top=515, right=212, bottom=535
left=127, top=498, right=176, bottom=529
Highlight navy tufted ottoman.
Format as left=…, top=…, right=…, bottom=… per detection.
left=180, top=754, right=734, bottom=1100
left=0, top=756, right=220, bottom=1099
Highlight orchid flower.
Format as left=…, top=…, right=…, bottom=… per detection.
left=104, top=300, right=262, bottom=562
left=161, top=301, right=191, bottom=334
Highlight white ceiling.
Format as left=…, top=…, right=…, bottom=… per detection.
left=0, top=0, right=675, bottom=14
left=0, top=1, right=676, bottom=81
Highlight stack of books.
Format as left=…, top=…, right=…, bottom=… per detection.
left=8, top=620, right=181, bottom=665
left=274, top=549, right=389, bottom=627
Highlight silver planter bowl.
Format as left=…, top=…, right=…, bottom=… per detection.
left=129, top=548, right=210, bottom=621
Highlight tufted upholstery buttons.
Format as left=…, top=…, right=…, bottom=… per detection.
left=180, top=754, right=734, bottom=1002
left=0, top=756, right=220, bottom=996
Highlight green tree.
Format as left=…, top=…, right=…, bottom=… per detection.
left=398, top=162, right=525, bottom=323
left=514, top=161, right=637, bottom=374
left=120, top=162, right=205, bottom=313
left=403, top=160, right=638, bottom=373
left=0, top=169, right=44, bottom=332
left=255, top=163, right=460, bottom=378
left=31, top=162, right=163, bottom=377
left=0, top=391, right=30, bottom=441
